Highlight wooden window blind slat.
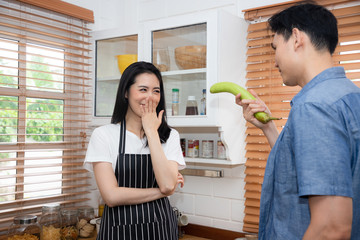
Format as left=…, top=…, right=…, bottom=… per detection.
left=0, top=11, right=90, bottom=38
left=0, top=0, right=92, bottom=234
left=18, top=0, right=94, bottom=23
left=0, top=65, right=92, bottom=80
left=245, top=199, right=260, bottom=208
left=247, top=10, right=360, bottom=34
left=0, top=38, right=91, bottom=60
left=244, top=183, right=262, bottom=192
left=0, top=21, right=90, bottom=46
left=247, top=37, right=273, bottom=47
left=0, top=155, right=85, bottom=164
left=245, top=152, right=269, bottom=161
left=0, top=30, right=91, bottom=53
left=244, top=191, right=262, bottom=200
left=0, top=55, right=91, bottom=73
left=0, top=176, right=89, bottom=188
left=0, top=191, right=90, bottom=210
left=244, top=206, right=260, bottom=216
left=245, top=136, right=268, bottom=144
left=244, top=160, right=267, bottom=169
left=0, top=184, right=91, bottom=198
left=244, top=167, right=266, bottom=176
left=339, top=34, right=360, bottom=43
left=243, top=0, right=357, bottom=21
left=245, top=144, right=271, bottom=152
left=0, top=4, right=91, bottom=31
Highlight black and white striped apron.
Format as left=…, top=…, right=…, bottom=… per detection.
left=97, top=121, right=178, bottom=240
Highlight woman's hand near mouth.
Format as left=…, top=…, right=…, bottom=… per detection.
left=141, top=97, right=163, bottom=136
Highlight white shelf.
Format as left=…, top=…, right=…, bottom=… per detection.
left=97, top=76, right=121, bottom=81
left=161, top=68, right=206, bottom=76
left=184, top=157, right=240, bottom=165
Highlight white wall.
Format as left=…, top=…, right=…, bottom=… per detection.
left=64, top=0, right=288, bottom=233
left=64, top=0, right=289, bottom=31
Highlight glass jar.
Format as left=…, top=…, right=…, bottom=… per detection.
left=40, top=204, right=62, bottom=240
left=202, top=140, right=214, bottom=158
left=61, top=209, right=79, bottom=240
left=185, top=96, right=198, bottom=115
left=172, top=88, right=179, bottom=116
left=7, top=215, right=41, bottom=240
left=77, top=207, right=95, bottom=238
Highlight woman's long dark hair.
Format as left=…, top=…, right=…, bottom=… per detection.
left=111, top=61, right=171, bottom=143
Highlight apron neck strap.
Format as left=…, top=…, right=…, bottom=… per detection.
left=119, top=120, right=126, bottom=155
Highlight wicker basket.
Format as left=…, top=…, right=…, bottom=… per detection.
left=174, top=45, right=206, bottom=70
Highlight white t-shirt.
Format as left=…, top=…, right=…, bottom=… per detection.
left=84, top=124, right=186, bottom=172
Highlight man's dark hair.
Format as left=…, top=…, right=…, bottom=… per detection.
left=268, top=1, right=338, bottom=54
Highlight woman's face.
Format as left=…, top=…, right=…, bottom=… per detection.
left=126, top=72, right=161, bottom=118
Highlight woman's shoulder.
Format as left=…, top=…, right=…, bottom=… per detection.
left=92, top=123, right=120, bottom=136
left=168, top=127, right=180, bottom=139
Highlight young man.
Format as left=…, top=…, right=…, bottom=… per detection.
left=236, top=2, right=360, bottom=239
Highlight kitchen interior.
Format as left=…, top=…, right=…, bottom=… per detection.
left=1, top=0, right=358, bottom=239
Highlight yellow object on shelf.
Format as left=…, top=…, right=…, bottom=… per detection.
left=116, top=54, right=137, bottom=74
left=98, top=204, right=104, bottom=217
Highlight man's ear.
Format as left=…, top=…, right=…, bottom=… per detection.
left=292, top=28, right=304, bottom=51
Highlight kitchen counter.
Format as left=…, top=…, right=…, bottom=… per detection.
left=81, top=232, right=210, bottom=240
left=181, top=234, right=211, bottom=240
left=78, top=231, right=97, bottom=240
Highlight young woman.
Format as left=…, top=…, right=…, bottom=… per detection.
left=84, top=61, right=185, bottom=239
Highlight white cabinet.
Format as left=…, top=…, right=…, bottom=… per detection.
left=141, top=10, right=248, bottom=165
left=91, top=28, right=139, bottom=126
left=92, top=10, right=248, bottom=165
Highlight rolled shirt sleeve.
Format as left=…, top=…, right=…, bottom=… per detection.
left=289, top=102, right=353, bottom=198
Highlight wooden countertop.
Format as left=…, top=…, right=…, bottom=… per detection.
left=181, top=234, right=210, bottom=240
left=78, top=230, right=97, bottom=240
left=79, top=232, right=209, bottom=240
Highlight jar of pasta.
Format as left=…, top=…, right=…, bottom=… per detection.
left=40, top=204, right=62, bottom=240
left=77, top=207, right=95, bottom=238
left=60, top=208, right=79, bottom=240
left=7, top=215, right=41, bottom=240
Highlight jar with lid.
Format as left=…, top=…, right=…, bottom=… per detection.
left=40, top=203, right=62, bottom=240
left=77, top=207, right=95, bottom=238
left=185, top=96, right=198, bottom=115
left=202, top=140, right=214, bottom=158
left=7, top=215, right=41, bottom=240
left=60, top=209, right=79, bottom=240
left=172, top=88, right=179, bottom=116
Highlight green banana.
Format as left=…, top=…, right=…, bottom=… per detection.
left=210, top=82, right=281, bottom=124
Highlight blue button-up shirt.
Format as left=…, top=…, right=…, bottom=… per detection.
left=258, top=67, right=360, bottom=239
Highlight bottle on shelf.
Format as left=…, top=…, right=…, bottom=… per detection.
left=200, top=89, right=206, bottom=115
left=172, top=88, right=179, bottom=116
left=185, top=96, right=198, bottom=115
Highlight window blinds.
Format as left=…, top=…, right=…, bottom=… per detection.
left=243, top=0, right=360, bottom=233
left=0, top=0, right=93, bottom=235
